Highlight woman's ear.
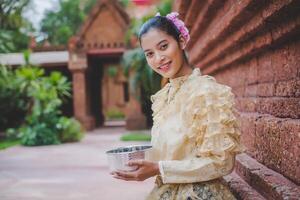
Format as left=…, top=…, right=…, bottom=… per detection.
left=179, top=34, right=187, bottom=50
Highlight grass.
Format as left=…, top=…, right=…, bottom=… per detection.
left=105, top=108, right=125, bottom=120
left=120, top=132, right=151, bottom=141
left=0, top=138, right=20, bottom=150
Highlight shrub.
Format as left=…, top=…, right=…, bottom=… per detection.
left=0, top=65, right=27, bottom=130
left=57, top=117, right=83, bottom=143
left=3, top=53, right=83, bottom=146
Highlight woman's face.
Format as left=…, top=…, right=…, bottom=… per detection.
left=140, top=28, right=186, bottom=79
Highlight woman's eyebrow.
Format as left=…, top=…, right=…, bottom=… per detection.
left=144, top=39, right=168, bottom=52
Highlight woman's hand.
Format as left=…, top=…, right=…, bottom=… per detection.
left=110, top=160, right=160, bottom=181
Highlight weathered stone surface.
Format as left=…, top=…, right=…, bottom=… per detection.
left=254, top=117, right=300, bottom=184
left=235, top=97, right=258, bottom=113
left=239, top=113, right=257, bottom=157
left=223, top=172, right=266, bottom=200
left=257, top=97, right=300, bottom=119
left=235, top=153, right=300, bottom=199
left=275, top=79, right=300, bottom=97
left=178, top=0, right=300, bottom=198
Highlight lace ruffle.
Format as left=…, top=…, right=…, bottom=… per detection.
left=179, top=75, right=242, bottom=157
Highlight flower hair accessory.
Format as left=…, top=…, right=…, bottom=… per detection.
left=155, top=12, right=190, bottom=43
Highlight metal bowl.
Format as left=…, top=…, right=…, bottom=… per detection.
left=106, top=145, right=152, bottom=172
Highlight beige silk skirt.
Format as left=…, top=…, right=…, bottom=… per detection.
left=146, top=175, right=236, bottom=200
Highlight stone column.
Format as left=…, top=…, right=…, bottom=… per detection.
left=125, top=93, right=147, bottom=130
left=68, top=52, right=95, bottom=130
left=125, top=70, right=147, bottom=130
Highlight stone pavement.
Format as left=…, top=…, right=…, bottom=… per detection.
left=0, top=127, right=155, bottom=200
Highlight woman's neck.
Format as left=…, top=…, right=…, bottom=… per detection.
left=171, top=61, right=193, bottom=79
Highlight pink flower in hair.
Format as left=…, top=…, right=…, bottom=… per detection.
left=155, top=12, right=190, bottom=42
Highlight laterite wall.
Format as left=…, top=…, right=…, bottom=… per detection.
left=174, top=0, right=300, bottom=199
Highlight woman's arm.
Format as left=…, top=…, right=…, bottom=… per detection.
left=158, top=82, right=242, bottom=184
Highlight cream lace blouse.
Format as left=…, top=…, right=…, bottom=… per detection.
left=147, top=68, right=243, bottom=184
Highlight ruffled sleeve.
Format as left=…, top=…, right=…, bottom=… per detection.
left=158, top=75, right=243, bottom=184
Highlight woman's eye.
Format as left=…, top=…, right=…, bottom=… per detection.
left=160, top=44, right=168, bottom=50
left=146, top=52, right=153, bottom=57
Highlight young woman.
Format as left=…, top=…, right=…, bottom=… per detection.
left=110, top=12, right=243, bottom=199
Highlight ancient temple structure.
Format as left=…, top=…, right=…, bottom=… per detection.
left=68, top=0, right=130, bottom=130
left=173, top=0, right=300, bottom=199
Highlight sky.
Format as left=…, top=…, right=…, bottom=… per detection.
left=23, top=0, right=59, bottom=31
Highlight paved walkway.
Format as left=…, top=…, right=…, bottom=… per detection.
left=0, top=127, right=155, bottom=200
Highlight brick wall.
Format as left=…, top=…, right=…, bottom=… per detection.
left=174, top=0, right=300, bottom=199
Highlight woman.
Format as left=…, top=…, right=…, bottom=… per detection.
left=110, top=12, right=243, bottom=199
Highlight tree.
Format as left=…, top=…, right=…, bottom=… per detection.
left=0, top=0, right=33, bottom=53
left=40, top=0, right=98, bottom=45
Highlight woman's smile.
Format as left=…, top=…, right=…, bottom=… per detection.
left=158, top=61, right=172, bottom=72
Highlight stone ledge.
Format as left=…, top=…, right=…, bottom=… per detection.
left=223, top=171, right=266, bottom=200
left=235, top=153, right=300, bottom=199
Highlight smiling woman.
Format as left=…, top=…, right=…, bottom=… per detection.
left=110, top=12, right=243, bottom=200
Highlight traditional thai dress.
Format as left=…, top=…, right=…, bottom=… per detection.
left=146, top=68, right=243, bottom=200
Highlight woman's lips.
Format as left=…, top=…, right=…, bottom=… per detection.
left=158, top=61, right=171, bottom=72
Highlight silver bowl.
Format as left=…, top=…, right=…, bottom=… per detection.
left=106, top=145, right=152, bottom=172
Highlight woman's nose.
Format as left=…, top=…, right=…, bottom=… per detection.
left=156, top=53, right=165, bottom=64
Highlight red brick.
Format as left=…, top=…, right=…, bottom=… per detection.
left=275, top=79, right=300, bottom=97
left=239, top=113, right=257, bottom=154
left=272, top=44, right=298, bottom=82
left=278, top=119, right=300, bottom=184
left=257, top=97, right=300, bottom=118
left=245, top=84, right=258, bottom=97
left=223, top=171, right=266, bottom=200
left=254, top=116, right=300, bottom=184
left=235, top=153, right=300, bottom=199
left=236, top=97, right=258, bottom=113
left=246, top=58, right=259, bottom=85
left=257, top=53, right=274, bottom=83
left=232, top=85, right=245, bottom=97
left=257, top=82, right=275, bottom=97
left=231, top=64, right=247, bottom=88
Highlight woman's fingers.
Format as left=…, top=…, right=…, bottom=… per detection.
left=127, top=159, right=145, bottom=166
left=116, top=170, right=137, bottom=178
left=114, top=176, right=136, bottom=181
left=113, top=172, right=138, bottom=181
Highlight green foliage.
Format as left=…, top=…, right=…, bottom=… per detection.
left=3, top=52, right=83, bottom=146
left=121, top=48, right=161, bottom=101
left=105, top=108, right=125, bottom=120
left=120, top=0, right=130, bottom=7
left=107, top=66, right=118, bottom=77
left=124, top=0, right=172, bottom=46
left=156, top=0, right=172, bottom=16
left=122, top=0, right=172, bottom=127
left=0, top=0, right=33, bottom=53
left=40, top=0, right=98, bottom=45
left=120, top=133, right=151, bottom=141
left=0, top=65, right=28, bottom=130
left=57, top=117, right=83, bottom=143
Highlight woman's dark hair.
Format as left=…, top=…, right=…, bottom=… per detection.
left=138, top=16, right=180, bottom=44
left=138, top=16, right=189, bottom=64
